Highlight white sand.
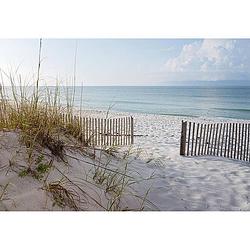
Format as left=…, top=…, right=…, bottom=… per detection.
left=77, top=110, right=250, bottom=211
left=0, top=130, right=153, bottom=211
left=1, top=110, right=250, bottom=211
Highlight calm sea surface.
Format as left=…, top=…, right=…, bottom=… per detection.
left=70, top=85, right=250, bottom=120
left=5, top=84, right=250, bottom=120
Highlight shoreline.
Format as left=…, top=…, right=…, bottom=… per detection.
left=76, top=107, right=250, bottom=122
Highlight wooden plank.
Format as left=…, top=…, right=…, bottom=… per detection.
left=234, top=123, right=238, bottom=159
left=104, top=118, right=107, bottom=146
left=126, top=117, right=128, bottom=145
left=110, top=118, right=114, bottom=146
left=213, top=123, right=219, bottom=156
left=97, top=118, right=100, bottom=146
left=114, top=118, right=117, bottom=146
left=224, top=123, right=228, bottom=157
left=180, top=121, right=187, bottom=156
left=247, top=124, right=250, bottom=161
left=124, top=117, right=126, bottom=145
left=131, top=116, right=134, bottom=144
left=83, top=117, right=85, bottom=144
left=85, top=117, right=88, bottom=144
left=123, top=117, right=126, bottom=145
left=210, top=123, right=215, bottom=155
left=241, top=123, right=244, bottom=160
left=100, top=118, right=102, bottom=146
left=106, top=119, right=109, bottom=146
left=201, top=124, right=206, bottom=155
left=217, top=123, right=222, bottom=156
left=204, top=124, right=209, bottom=155
left=88, top=117, right=91, bottom=145
left=127, top=117, right=130, bottom=145
left=92, top=118, right=94, bottom=146
left=84, top=117, right=87, bottom=144
left=124, top=117, right=127, bottom=145
left=112, top=118, right=115, bottom=146
left=121, top=117, right=124, bottom=145
left=117, top=118, right=120, bottom=145
left=207, top=124, right=213, bottom=155
left=87, top=117, right=90, bottom=146
left=237, top=123, right=241, bottom=159
left=230, top=123, right=234, bottom=159
left=109, top=119, right=112, bottom=146
left=187, top=122, right=191, bottom=156
left=227, top=123, right=231, bottom=158
left=79, top=116, right=82, bottom=142
left=194, top=123, right=200, bottom=156
left=191, top=122, right=195, bottom=156
left=89, top=117, right=92, bottom=146
left=119, top=118, right=121, bottom=145
left=121, top=118, right=124, bottom=145
left=103, top=118, right=107, bottom=146
left=91, top=117, right=94, bottom=146
left=94, top=118, right=97, bottom=146
left=198, top=123, right=203, bottom=156
left=99, top=118, right=102, bottom=146
left=244, top=123, right=247, bottom=161
left=220, top=123, right=225, bottom=156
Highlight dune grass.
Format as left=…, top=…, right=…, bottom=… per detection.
left=0, top=39, right=156, bottom=211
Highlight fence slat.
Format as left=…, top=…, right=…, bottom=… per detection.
left=187, top=122, right=191, bottom=156
left=217, top=123, right=222, bottom=156
left=227, top=123, right=231, bottom=158
left=209, top=124, right=215, bottom=155
left=131, top=116, right=134, bottom=144
left=230, top=123, right=234, bottom=158
left=198, top=124, right=203, bottom=156
left=240, top=124, right=244, bottom=160
left=234, top=123, right=238, bottom=159
left=206, top=124, right=212, bottom=155
left=204, top=124, right=210, bottom=155
left=237, top=123, right=241, bottom=160
left=213, top=124, right=219, bottom=156
left=224, top=123, right=228, bottom=157
left=247, top=124, right=250, bottom=162
left=201, top=124, right=206, bottom=155
left=180, top=121, right=187, bottom=156
left=194, top=123, right=200, bottom=156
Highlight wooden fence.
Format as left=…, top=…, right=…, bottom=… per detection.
left=61, top=114, right=134, bottom=147
left=180, top=121, right=250, bottom=162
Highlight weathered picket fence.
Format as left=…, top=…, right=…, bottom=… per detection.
left=61, top=114, right=134, bottom=147
left=180, top=121, right=250, bottom=162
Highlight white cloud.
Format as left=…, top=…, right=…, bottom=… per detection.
left=164, top=39, right=250, bottom=81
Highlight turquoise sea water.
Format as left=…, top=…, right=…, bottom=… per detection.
left=4, top=83, right=250, bottom=120
left=69, top=85, right=250, bottom=120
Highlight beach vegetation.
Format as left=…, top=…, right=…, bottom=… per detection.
left=0, top=39, right=155, bottom=211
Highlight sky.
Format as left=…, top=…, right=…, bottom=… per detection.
left=0, top=39, right=250, bottom=85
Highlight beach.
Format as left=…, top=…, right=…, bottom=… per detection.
left=72, top=110, right=250, bottom=210
left=1, top=107, right=250, bottom=211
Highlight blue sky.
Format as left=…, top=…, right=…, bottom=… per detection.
left=0, top=39, right=250, bottom=85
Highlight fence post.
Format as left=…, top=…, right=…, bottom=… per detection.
left=180, top=120, right=187, bottom=156
left=131, top=116, right=134, bottom=144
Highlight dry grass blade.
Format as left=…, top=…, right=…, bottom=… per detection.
left=44, top=180, right=81, bottom=211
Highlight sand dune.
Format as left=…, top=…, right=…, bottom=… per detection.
left=1, top=110, right=250, bottom=211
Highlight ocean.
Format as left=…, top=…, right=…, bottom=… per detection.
left=4, top=84, right=250, bottom=120
left=69, top=85, right=250, bottom=120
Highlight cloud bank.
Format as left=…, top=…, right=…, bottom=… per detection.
left=164, top=39, right=250, bottom=81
